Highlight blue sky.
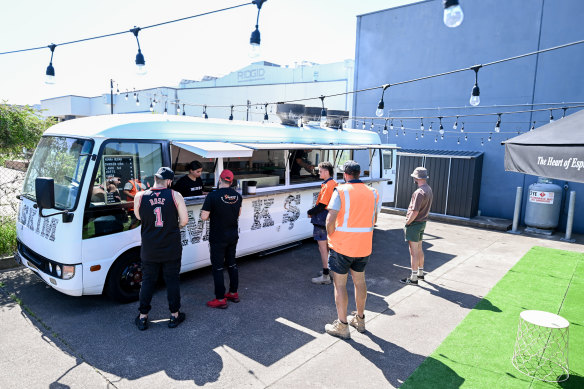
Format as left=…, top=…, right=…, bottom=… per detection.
left=0, top=0, right=421, bottom=105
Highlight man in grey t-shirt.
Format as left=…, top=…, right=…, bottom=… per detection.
left=400, top=167, right=433, bottom=285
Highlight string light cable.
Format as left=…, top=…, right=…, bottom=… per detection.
left=0, top=3, right=253, bottom=56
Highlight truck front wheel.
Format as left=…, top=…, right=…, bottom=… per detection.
left=106, top=251, right=142, bottom=303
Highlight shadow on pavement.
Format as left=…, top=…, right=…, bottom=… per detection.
left=421, top=280, right=502, bottom=312
left=0, top=225, right=461, bottom=386
left=349, top=332, right=464, bottom=388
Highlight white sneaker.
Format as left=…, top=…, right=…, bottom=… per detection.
left=325, top=319, right=350, bottom=339
left=311, top=273, right=332, bottom=284
left=348, top=311, right=365, bottom=333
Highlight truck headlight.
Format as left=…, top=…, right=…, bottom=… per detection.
left=56, top=265, right=62, bottom=277
left=62, top=265, right=75, bottom=280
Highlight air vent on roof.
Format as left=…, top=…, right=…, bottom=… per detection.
left=276, top=104, right=305, bottom=126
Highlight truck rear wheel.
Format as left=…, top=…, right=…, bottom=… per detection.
left=106, top=250, right=142, bottom=303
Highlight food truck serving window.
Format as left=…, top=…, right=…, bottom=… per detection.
left=225, top=149, right=286, bottom=188
left=22, top=136, right=93, bottom=210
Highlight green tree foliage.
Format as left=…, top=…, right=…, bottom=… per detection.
left=0, top=103, right=54, bottom=159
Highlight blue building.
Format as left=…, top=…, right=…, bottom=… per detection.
left=353, top=0, right=584, bottom=233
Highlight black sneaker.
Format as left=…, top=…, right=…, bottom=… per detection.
left=418, top=274, right=425, bottom=280
left=135, top=315, right=148, bottom=331
left=399, top=277, right=418, bottom=285
left=168, top=312, right=186, bottom=328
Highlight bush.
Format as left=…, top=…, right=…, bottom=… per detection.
left=0, top=219, right=17, bottom=257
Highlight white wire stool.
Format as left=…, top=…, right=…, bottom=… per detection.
left=512, top=310, right=570, bottom=382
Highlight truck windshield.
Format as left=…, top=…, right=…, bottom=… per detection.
left=22, top=136, right=93, bottom=210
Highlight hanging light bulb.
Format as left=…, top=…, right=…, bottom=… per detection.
left=453, top=116, right=458, bottom=130
left=149, top=99, right=153, bottom=112
left=443, top=0, right=464, bottom=28
left=182, top=104, right=186, bottom=116
left=135, top=95, right=140, bottom=106
left=415, top=133, right=419, bottom=141
left=481, top=138, right=484, bottom=146
left=264, top=103, right=269, bottom=121
left=465, top=135, right=468, bottom=141
left=421, top=130, right=425, bottom=138
left=438, top=117, right=444, bottom=135
left=133, top=88, right=137, bottom=101
left=163, top=102, right=168, bottom=115
left=495, top=113, right=501, bottom=133
left=434, top=136, right=438, bottom=143
left=441, top=134, right=444, bottom=140
left=395, top=130, right=399, bottom=137
left=488, top=133, right=492, bottom=141
left=202, top=105, right=208, bottom=119
left=562, top=107, right=568, bottom=118
left=383, top=120, right=388, bottom=135
left=530, top=121, right=535, bottom=131
left=229, top=105, right=234, bottom=121
left=44, top=44, right=57, bottom=84
left=469, top=65, right=481, bottom=106
left=420, top=118, right=425, bottom=132
left=176, top=102, right=181, bottom=114
left=116, top=85, right=120, bottom=94
left=429, top=122, right=433, bottom=132
left=390, top=119, right=394, bottom=131
left=125, top=90, right=129, bottom=101
left=400, top=120, right=404, bottom=132
left=362, top=121, right=366, bottom=130
left=249, top=0, right=266, bottom=58
left=376, top=84, right=390, bottom=117
left=461, top=122, right=465, bottom=132
left=299, top=116, right=304, bottom=128
left=402, top=127, right=406, bottom=136
left=370, top=121, right=375, bottom=131
left=130, top=27, right=147, bottom=75
left=457, top=137, right=460, bottom=145
left=549, top=110, right=554, bottom=123
left=319, top=96, right=327, bottom=128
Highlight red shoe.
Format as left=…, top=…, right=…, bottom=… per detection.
left=206, top=298, right=228, bottom=309
left=225, top=292, right=240, bottom=303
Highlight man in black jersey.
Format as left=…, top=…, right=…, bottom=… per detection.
left=201, top=169, right=243, bottom=309
left=134, top=167, right=188, bottom=330
left=173, top=160, right=204, bottom=198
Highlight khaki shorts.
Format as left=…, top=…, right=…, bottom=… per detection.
left=404, top=221, right=426, bottom=242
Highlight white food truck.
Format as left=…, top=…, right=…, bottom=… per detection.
left=15, top=113, right=396, bottom=302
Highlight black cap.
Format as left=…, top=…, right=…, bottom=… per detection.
left=343, top=160, right=360, bottom=175
left=154, top=167, right=174, bottom=180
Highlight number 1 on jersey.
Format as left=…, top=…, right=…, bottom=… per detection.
left=154, top=206, right=164, bottom=227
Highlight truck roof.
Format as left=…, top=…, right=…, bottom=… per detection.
left=43, top=114, right=383, bottom=146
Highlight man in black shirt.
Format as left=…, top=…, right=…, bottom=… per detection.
left=173, top=160, right=204, bottom=197
left=289, top=149, right=314, bottom=176
left=201, top=169, right=243, bottom=309
left=134, top=167, right=188, bottom=330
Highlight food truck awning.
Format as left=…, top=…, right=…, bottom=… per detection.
left=360, top=144, right=399, bottom=149
left=235, top=143, right=317, bottom=150
left=172, top=141, right=253, bottom=158
left=234, top=143, right=369, bottom=150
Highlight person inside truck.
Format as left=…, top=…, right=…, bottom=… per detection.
left=289, top=149, right=315, bottom=177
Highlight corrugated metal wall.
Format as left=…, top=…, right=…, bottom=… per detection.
left=395, top=151, right=484, bottom=218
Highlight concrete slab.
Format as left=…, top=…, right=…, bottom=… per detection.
left=0, top=213, right=582, bottom=388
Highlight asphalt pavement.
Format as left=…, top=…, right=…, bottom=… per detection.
left=1, top=213, right=582, bottom=388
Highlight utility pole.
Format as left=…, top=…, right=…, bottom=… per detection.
left=246, top=100, right=251, bottom=121
left=110, top=79, right=114, bottom=115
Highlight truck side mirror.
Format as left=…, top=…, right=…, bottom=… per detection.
left=36, top=177, right=56, bottom=210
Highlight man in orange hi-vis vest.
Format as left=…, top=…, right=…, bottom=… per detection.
left=324, top=160, right=380, bottom=339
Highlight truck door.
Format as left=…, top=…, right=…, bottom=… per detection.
left=381, top=148, right=397, bottom=205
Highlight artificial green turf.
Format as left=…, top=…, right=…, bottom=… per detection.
left=402, top=246, right=584, bottom=389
